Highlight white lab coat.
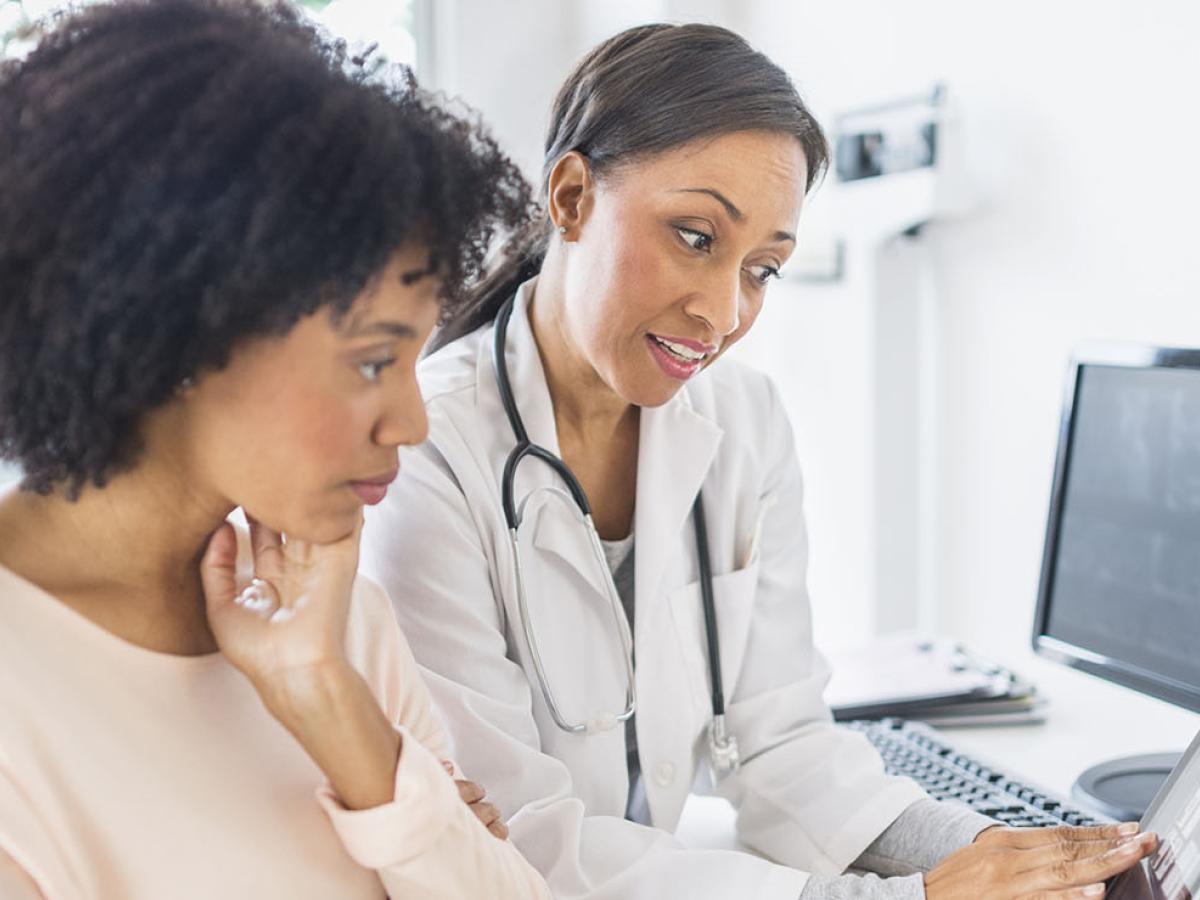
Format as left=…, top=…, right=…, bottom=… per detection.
left=360, top=279, right=926, bottom=900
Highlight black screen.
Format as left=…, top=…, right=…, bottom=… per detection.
left=1044, top=363, right=1200, bottom=695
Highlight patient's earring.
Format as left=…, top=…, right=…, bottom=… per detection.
left=557, top=224, right=568, bottom=235
left=175, top=376, right=195, bottom=398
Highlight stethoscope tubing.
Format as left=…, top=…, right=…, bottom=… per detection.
left=491, top=292, right=738, bottom=772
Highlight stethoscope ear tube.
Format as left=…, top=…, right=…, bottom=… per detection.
left=694, top=493, right=740, bottom=776
left=692, top=492, right=724, bottom=719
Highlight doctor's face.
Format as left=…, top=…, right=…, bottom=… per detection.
left=172, top=245, right=439, bottom=544
left=557, top=130, right=807, bottom=408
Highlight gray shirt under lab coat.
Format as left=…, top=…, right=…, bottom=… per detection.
left=599, top=533, right=994, bottom=900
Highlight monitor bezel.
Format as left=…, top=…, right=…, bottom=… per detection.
left=1031, top=342, right=1200, bottom=713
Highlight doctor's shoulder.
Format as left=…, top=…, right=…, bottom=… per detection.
left=415, top=324, right=488, bottom=410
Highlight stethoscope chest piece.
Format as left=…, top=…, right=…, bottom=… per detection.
left=709, top=713, right=740, bottom=779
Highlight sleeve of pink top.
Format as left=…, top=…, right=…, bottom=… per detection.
left=316, top=726, right=550, bottom=900
left=0, top=764, right=67, bottom=899
left=315, top=578, right=551, bottom=900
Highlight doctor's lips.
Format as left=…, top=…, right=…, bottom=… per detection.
left=646, top=332, right=718, bottom=380
left=348, top=468, right=399, bottom=506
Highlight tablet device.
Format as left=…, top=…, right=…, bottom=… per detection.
left=1109, top=728, right=1200, bottom=900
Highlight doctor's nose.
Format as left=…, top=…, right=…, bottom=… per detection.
left=374, top=378, right=429, bottom=448
left=683, top=269, right=742, bottom=338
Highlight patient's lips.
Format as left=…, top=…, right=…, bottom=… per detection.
left=348, top=468, right=399, bottom=505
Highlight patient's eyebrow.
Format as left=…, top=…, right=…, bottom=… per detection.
left=348, top=320, right=416, bottom=339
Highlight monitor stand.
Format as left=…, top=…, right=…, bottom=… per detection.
left=1071, top=752, right=1182, bottom=822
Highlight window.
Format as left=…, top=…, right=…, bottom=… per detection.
left=2, top=0, right=421, bottom=67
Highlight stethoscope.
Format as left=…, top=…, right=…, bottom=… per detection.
left=492, top=293, right=740, bottom=777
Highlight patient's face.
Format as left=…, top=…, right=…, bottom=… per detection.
left=180, top=245, right=438, bottom=543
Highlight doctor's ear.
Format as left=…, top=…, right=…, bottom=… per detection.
left=546, top=150, right=594, bottom=240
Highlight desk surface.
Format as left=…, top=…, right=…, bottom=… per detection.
left=676, top=647, right=1200, bottom=850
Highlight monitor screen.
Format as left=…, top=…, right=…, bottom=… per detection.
left=1034, top=349, right=1200, bottom=712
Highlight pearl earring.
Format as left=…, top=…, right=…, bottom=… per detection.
left=558, top=225, right=568, bottom=235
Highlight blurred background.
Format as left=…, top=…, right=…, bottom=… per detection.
left=3, top=0, right=1198, bottom=668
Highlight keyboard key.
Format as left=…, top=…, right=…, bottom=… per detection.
left=851, top=720, right=1100, bottom=832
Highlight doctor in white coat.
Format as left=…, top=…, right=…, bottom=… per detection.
left=361, top=22, right=1157, bottom=900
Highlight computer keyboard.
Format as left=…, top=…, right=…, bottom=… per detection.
left=846, top=718, right=1107, bottom=828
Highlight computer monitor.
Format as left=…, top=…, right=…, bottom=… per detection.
left=1032, top=343, right=1200, bottom=821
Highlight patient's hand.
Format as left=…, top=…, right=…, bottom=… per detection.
left=200, top=514, right=361, bottom=688
left=200, top=514, right=405, bottom=812
left=924, top=822, right=1157, bottom=899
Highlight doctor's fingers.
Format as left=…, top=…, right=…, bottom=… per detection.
left=1011, top=832, right=1156, bottom=896
left=455, top=780, right=509, bottom=839
left=991, top=822, right=1142, bottom=850
left=455, top=779, right=486, bottom=803
left=1015, top=832, right=1157, bottom=874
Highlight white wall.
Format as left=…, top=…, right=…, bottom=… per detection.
left=439, top=0, right=1200, bottom=658
left=739, top=0, right=1200, bottom=656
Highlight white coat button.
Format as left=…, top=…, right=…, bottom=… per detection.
left=653, top=761, right=676, bottom=787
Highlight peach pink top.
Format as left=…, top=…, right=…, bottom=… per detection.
left=0, top=562, right=550, bottom=899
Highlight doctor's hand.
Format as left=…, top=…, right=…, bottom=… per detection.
left=924, top=823, right=1157, bottom=899
left=445, top=763, right=510, bottom=840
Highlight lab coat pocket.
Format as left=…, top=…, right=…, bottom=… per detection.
left=666, top=560, right=761, bottom=718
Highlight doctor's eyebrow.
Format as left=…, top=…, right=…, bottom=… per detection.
left=672, top=187, right=796, bottom=244
left=674, top=187, right=744, bottom=220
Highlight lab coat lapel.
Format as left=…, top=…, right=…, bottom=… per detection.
left=634, top=389, right=724, bottom=608
left=633, top=386, right=723, bottom=828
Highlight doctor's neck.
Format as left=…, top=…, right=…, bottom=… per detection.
left=528, top=257, right=637, bottom=442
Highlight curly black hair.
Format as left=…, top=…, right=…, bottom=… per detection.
left=0, top=0, right=532, bottom=496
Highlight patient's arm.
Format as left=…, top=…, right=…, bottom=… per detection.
left=0, top=849, right=45, bottom=899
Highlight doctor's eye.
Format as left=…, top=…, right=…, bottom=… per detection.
left=358, top=358, right=396, bottom=383
left=677, top=226, right=714, bottom=253
left=746, top=264, right=782, bottom=285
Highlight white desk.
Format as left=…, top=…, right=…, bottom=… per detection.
left=676, top=648, right=1200, bottom=850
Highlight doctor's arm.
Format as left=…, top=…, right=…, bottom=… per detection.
left=361, top=440, right=813, bottom=900
left=718, top=378, right=1156, bottom=898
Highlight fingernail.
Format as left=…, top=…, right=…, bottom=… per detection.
left=1118, top=822, right=1140, bottom=835
left=1083, top=884, right=1105, bottom=897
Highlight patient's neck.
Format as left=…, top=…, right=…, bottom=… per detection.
left=0, top=454, right=229, bottom=656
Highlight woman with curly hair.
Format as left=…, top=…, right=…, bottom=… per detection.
left=0, top=1, right=549, bottom=898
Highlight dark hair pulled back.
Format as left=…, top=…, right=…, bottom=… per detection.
left=431, top=22, right=829, bottom=351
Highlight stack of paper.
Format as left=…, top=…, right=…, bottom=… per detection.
left=824, top=633, right=1046, bottom=727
